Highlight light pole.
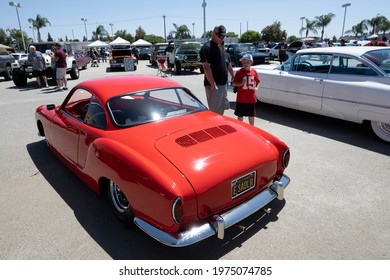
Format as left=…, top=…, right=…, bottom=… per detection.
left=81, top=18, right=88, bottom=41
left=341, top=3, right=351, bottom=38
left=109, top=23, right=114, bottom=37
left=300, top=17, right=305, bottom=39
left=9, top=2, right=26, bottom=52
left=202, top=0, right=206, bottom=38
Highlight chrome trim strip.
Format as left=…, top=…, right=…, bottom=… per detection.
left=134, top=174, right=290, bottom=247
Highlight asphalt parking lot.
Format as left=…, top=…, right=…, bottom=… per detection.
left=0, top=60, right=389, bottom=260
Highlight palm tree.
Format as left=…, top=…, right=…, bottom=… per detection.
left=28, top=14, right=50, bottom=42
left=301, top=19, right=318, bottom=38
left=376, top=17, right=390, bottom=37
left=169, top=24, right=191, bottom=39
left=92, top=25, right=109, bottom=41
left=368, top=15, right=387, bottom=35
left=345, top=20, right=369, bottom=37
left=314, top=13, right=335, bottom=41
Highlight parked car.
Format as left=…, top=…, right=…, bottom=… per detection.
left=35, top=75, right=291, bottom=247
left=252, top=46, right=390, bottom=142
left=0, top=49, right=15, bottom=81
left=168, top=41, right=203, bottom=75
left=11, top=52, right=28, bottom=66
left=225, top=43, right=269, bottom=66
left=74, top=50, right=91, bottom=69
left=138, top=48, right=151, bottom=60
left=150, top=43, right=168, bottom=66
left=12, top=42, right=79, bottom=87
left=109, top=47, right=137, bottom=71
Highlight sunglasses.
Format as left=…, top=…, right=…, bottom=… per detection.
left=215, top=32, right=226, bottom=39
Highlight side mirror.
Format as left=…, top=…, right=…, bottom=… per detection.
left=46, top=104, right=56, bottom=110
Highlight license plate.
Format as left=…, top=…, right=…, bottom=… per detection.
left=25, top=67, right=33, bottom=73
left=231, top=171, right=256, bottom=199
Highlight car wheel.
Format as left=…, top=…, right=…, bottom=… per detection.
left=174, top=61, right=181, bottom=75
left=69, top=63, right=80, bottom=80
left=12, top=70, right=27, bottom=87
left=4, top=65, right=13, bottom=81
left=108, top=180, right=134, bottom=223
left=370, top=121, right=390, bottom=142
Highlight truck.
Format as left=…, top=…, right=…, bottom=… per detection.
left=12, top=42, right=79, bottom=87
left=0, top=49, right=15, bottom=81
left=168, top=41, right=203, bottom=75
left=109, top=47, right=137, bottom=71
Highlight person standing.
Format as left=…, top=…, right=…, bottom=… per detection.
left=50, top=43, right=67, bottom=91
left=231, top=54, right=260, bottom=126
left=200, top=25, right=229, bottom=115
left=365, top=34, right=387, bottom=46
left=278, top=38, right=288, bottom=64
left=28, top=45, right=49, bottom=88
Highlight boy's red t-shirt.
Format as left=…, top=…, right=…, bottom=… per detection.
left=232, top=68, right=260, bottom=103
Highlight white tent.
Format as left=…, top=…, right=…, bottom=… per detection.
left=131, top=39, right=152, bottom=47
left=109, top=37, right=131, bottom=46
left=87, top=40, right=109, bottom=48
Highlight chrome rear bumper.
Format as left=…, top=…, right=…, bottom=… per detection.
left=134, top=174, right=290, bottom=247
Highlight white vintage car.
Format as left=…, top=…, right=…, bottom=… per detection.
left=252, top=46, right=390, bottom=142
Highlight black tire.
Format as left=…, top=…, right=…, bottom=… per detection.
left=107, top=180, right=133, bottom=223
left=174, top=61, right=181, bottom=75
left=3, top=65, right=13, bottom=81
left=371, top=121, right=390, bottom=143
left=69, top=63, right=80, bottom=80
left=12, top=70, right=27, bottom=87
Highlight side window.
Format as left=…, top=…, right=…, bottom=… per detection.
left=84, top=96, right=106, bottom=129
left=292, top=54, right=331, bottom=73
left=330, top=55, right=378, bottom=76
left=63, top=89, right=92, bottom=119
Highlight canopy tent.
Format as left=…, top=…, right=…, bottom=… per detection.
left=131, top=39, right=152, bottom=47
left=109, top=37, right=131, bottom=46
left=87, top=40, right=109, bottom=48
left=0, top=43, right=16, bottom=53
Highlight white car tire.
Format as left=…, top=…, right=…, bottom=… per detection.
left=371, top=121, right=390, bottom=142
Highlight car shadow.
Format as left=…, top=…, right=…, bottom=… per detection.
left=27, top=139, right=286, bottom=260
left=229, top=101, right=389, bottom=156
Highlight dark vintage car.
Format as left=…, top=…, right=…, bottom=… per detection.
left=226, top=43, right=269, bottom=67
left=138, top=48, right=151, bottom=60
left=35, top=75, right=291, bottom=247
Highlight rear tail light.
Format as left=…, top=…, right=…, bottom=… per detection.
left=172, top=197, right=183, bottom=224
left=282, top=148, right=290, bottom=169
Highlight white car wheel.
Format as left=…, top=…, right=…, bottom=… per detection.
left=371, top=121, right=390, bottom=142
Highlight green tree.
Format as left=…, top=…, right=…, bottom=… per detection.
left=7, top=28, right=27, bottom=51
left=376, top=17, right=390, bottom=37
left=135, top=26, right=146, bottom=40
left=0, top=28, right=12, bottom=45
left=92, top=25, right=108, bottom=40
left=314, top=13, right=335, bottom=41
left=239, top=30, right=261, bottom=43
left=261, top=21, right=287, bottom=42
left=28, top=14, right=51, bottom=42
left=114, top=30, right=134, bottom=43
left=368, top=15, right=387, bottom=35
left=301, top=19, right=318, bottom=38
left=169, top=24, right=191, bottom=39
left=346, top=20, right=369, bottom=37
left=47, top=32, right=53, bottom=41
left=144, top=34, right=165, bottom=45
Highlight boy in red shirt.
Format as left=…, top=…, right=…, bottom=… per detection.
left=232, top=54, right=260, bottom=125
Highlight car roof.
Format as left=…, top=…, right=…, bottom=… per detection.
left=76, top=75, right=183, bottom=103
left=296, top=46, right=390, bottom=56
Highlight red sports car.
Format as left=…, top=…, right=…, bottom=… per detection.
left=35, top=75, right=290, bottom=247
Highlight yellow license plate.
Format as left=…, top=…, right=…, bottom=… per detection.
left=231, top=171, right=256, bottom=199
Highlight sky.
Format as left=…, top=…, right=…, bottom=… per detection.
left=1, top=0, right=390, bottom=42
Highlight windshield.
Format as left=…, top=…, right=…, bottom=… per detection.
left=363, top=49, right=390, bottom=75
left=107, top=87, right=207, bottom=127
left=237, top=44, right=255, bottom=53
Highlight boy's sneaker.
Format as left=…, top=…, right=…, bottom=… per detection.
left=63, top=86, right=68, bottom=90
left=56, top=87, right=64, bottom=92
